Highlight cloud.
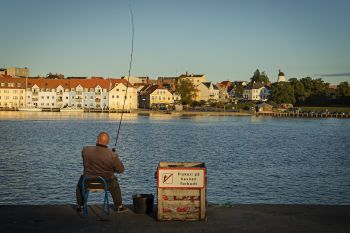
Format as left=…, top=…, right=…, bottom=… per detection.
left=316, top=73, right=350, bottom=77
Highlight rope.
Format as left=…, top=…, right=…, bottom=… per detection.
left=114, top=5, right=134, bottom=148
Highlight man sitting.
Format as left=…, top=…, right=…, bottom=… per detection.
left=76, top=132, right=127, bottom=212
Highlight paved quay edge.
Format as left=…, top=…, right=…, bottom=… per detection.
left=1, top=204, right=349, bottom=233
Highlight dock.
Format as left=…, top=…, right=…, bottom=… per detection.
left=0, top=204, right=349, bottom=233
left=257, top=112, right=350, bottom=118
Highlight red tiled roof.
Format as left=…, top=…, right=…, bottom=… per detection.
left=27, top=78, right=70, bottom=89
left=108, top=78, right=133, bottom=89
left=70, top=79, right=110, bottom=89
left=0, top=76, right=26, bottom=89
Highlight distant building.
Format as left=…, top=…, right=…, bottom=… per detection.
left=25, top=78, right=110, bottom=109
left=243, top=82, right=270, bottom=101
left=0, top=76, right=26, bottom=109
left=257, top=102, right=273, bottom=112
left=196, top=82, right=220, bottom=102
left=217, top=81, right=233, bottom=101
left=6, top=67, right=30, bottom=78
left=108, top=79, right=138, bottom=110
left=0, top=69, right=6, bottom=76
left=66, top=77, right=87, bottom=79
left=179, top=72, right=206, bottom=86
left=157, top=76, right=178, bottom=90
left=233, top=81, right=248, bottom=86
left=277, top=70, right=286, bottom=82
left=139, top=85, right=174, bottom=109
left=121, top=76, right=150, bottom=85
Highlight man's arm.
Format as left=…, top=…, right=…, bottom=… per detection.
left=112, top=152, right=125, bottom=173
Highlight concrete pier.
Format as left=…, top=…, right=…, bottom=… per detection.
left=257, top=112, right=350, bottom=118
left=1, top=205, right=349, bottom=233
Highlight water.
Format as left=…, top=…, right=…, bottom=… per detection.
left=0, top=112, right=349, bottom=205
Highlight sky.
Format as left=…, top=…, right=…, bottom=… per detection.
left=0, top=0, right=349, bottom=84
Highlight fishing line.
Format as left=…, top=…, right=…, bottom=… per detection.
left=114, top=4, right=134, bottom=149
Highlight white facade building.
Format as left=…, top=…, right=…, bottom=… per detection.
left=196, top=82, right=220, bottom=102
left=243, top=82, right=271, bottom=101
left=108, top=80, right=137, bottom=110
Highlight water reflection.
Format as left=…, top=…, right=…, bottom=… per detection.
left=0, top=112, right=349, bottom=205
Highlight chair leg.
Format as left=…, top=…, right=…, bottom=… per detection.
left=106, top=191, right=110, bottom=215
left=83, top=191, right=89, bottom=216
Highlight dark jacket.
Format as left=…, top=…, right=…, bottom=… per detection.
left=82, top=144, right=125, bottom=178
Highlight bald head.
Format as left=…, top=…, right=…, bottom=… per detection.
left=96, top=132, right=109, bottom=146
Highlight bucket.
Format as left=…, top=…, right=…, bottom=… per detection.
left=132, top=194, right=154, bottom=214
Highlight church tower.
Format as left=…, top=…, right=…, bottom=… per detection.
left=277, top=69, right=286, bottom=82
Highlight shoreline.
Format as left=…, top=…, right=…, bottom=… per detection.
left=1, top=204, right=349, bottom=233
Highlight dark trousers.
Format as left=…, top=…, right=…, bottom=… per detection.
left=76, top=175, right=123, bottom=208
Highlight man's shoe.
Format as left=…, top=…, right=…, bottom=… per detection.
left=76, top=205, right=83, bottom=212
left=116, top=205, right=128, bottom=213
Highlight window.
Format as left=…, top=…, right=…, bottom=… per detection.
left=130, top=96, right=132, bottom=99
left=116, top=95, right=119, bottom=98
left=85, top=104, right=87, bottom=107
left=47, top=96, right=49, bottom=99
left=46, top=103, right=49, bottom=106
left=90, top=96, right=93, bottom=99
left=103, top=96, right=106, bottom=99
left=13, top=90, right=17, bottom=94
left=52, top=103, right=54, bottom=106
left=66, top=97, right=68, bottom=100
left=116, top=89, right=119, bottom=91
left=0, top=83, right=4, bottom=87
left=41, top=96, right=44, bottom=99
left=41, top=103, right=44, bottom=106
left=84, top=96, right=87, bottom=99
left=52, top=96, right=54, bottom=99
left=8, top=83, right=15, bottom=87
left=112, top=95, right=114, bottom=98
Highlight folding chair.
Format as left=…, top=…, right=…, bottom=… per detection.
left=82, top=176, right=110, bottom=217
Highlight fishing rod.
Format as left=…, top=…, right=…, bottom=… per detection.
left=113, top=4, right=134, bottom=152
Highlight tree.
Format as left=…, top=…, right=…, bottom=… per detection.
left=233, top=84, right=244, bottom=98
left=250, top=69, right=270, bottom=84
left=337, top=82, right=350, bottom=97
left=289, top=78, right=306, bottom=102
left=300, top=76, right=313, bottom=99
left=270, top=82, right=295, bottom=104
left=174, top=78, right=196, bottom=105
